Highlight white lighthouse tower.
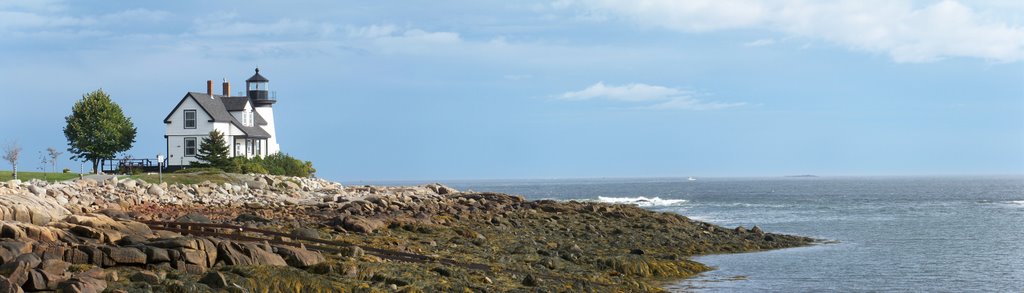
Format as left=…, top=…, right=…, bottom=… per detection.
left=245, top=68, right=280, bottom=154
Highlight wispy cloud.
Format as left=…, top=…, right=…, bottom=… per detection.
left=744, top=38, right=776, bottom=47
left=559, top=82, right=684, bottom=102
left=193, top=18, right=331, bottom=38
left=0, top=2, right=171, bottom=40
left=555, top=0, right=1024, bottom=62
left=558, top=82, right=745, bottom=110
left=643, top=97, right=748, bottom=110
left=347, top=25, right=461, bottom=44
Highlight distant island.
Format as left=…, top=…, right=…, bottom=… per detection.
left=785, top=175, right=819, bottom=178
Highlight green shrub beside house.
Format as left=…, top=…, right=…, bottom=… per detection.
left=190, top=130, right=316, bottom=178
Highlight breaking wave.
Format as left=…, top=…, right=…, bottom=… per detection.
left=596, top=196, right=689, bottom=207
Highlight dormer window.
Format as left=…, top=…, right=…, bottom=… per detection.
left=243, top=111, right=254, bottom=126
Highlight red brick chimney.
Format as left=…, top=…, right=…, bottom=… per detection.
left=222, top=79, right=230, bottom=96
left=206, top=80, right=214, bottom=96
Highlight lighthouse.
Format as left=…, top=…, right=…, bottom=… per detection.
left=246, top=68, right=280, bottom=155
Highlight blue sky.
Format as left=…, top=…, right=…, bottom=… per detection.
left=1, top=0, right=1022, bottom=181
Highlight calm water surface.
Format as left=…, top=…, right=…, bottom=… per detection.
left=366, top=176, right=1024, bottom=292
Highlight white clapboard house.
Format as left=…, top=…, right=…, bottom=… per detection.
left=163, top=68, right=280, bottom=167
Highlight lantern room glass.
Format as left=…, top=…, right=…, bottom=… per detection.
left=248, top=82, right=267, bottom=91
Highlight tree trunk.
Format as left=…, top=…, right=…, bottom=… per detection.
left=91, top=159, right=99, bottom=174
left=12, top=164, right=16, bottom=180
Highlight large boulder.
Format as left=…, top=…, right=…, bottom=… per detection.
left=99, top=246, right=146, bottom=265
left=245, top=180, right=267, bottom=190
left=75, top=179, right=97, bottom=188
left=27, top=186, right=45, bottom=197
left=272, top=245, right=325, bottom=268
left=0, top=194, right=70, bottom=225
left=0, top=242, right=32, bottom=264
left=146, top=185, right=164, bottom=196
left=149, top=237, right=202, bottom=250
left=0, top=276, right=21, bottom=293
left=216, top=241, right=287, bottom=267
left=119, top=180, right=137, bottom=189
left=175, top=213, right=211, bottom=224
left=129, top=270, right=160, bottom=285
left=425, top=184, right=458, bottom=195
left=0, top=253, right=39, bottom=287
left=144, top=247, right=170, bottom=263
left=331, top=216, right=385, bottom=234
left=29, top=259, right=71, bottom=291
left=64, top=214, right=151, bottom=237
left=1, top=222, right=62, bottom=243
left=198, top=271, right=228, bottom=289
left=57, top=268, right=106, bottom=293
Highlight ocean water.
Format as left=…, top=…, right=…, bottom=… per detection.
left=431, top=176, right=1024, bottom=292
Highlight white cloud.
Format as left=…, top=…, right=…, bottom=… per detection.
left=339, top=24, right=463, bottom=54
left=558, top=82, right=745, bottom=110
left=194, top=18, right=331, bottom=37
left=0, top=3, right=171, bottom=37
left=347, top=25, right=461, bottom=44
left=347, top=24, right=398, bottom=39
left=743, top=38, right=776, bottom=47
left=0, top=11, right=93, bottom=30
left=584, top=0, right=768, bottom=32
left=396, top=29, right=461, bottom=44
left=560, top=82, right=685, bottom=101
left=557, top=0, right=1024, bottom=62
left=645, top=97, right=747, bottom=110
left=99, top=9, right=170, bottom=24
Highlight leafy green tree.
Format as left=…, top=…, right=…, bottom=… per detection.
left=193, top=130, right=231, bottom=169
left=63, top=89, right=137, bottom=174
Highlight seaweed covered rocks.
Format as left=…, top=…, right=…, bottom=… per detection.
left=0, top=177, right=814, bottom=292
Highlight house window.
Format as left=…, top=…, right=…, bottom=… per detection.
left=246, top=139, right=254, bottom=156
left=254, top=140, right=262, bottom=156
left=184, top=110, right=197, bottom=129
left=184, top=137, right=197, bottom=156
left=243, top=111, right=253, bottom=126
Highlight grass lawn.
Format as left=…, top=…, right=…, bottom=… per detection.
left=1, top=169, right=245, bottom=185
left=0, top=170, right=82, bottom=182
left=130, top=171, right=241, bottom=185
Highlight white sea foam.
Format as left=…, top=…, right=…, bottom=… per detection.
left=1008, top=200, right=1024, bottom=206
left=596, top=196, right=688, bottom=207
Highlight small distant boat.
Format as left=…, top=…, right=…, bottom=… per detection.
left=687, top=177, right=697, bottom=181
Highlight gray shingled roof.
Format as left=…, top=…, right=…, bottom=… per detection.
left=221, top=96, right=249, bottom=111
left=163, top=92, right=271, bottom=139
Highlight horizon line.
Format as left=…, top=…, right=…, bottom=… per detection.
left=342, top=173, right=1024, bottom=184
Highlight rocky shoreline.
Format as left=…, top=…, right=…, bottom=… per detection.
left=0, top=175, right=814, bottom=292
